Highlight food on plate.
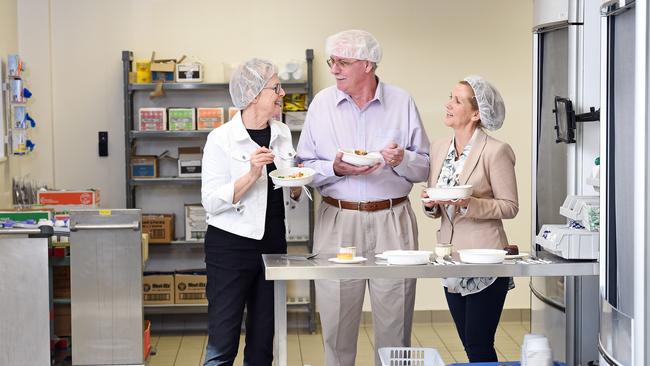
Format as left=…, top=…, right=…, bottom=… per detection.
left=504, top=244, right=519, bottom=255
left=354, top=149, right=368, bottom=156
left=336, top=252, right=354, bottom=260
left=277, top=171, right=305, bottom=179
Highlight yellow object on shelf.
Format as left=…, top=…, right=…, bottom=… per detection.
left=135, top=60, right=152, bottom=83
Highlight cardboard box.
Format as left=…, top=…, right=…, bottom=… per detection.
left=139, top=108, right=167, bottom=131
left=37, top=190, right=100, bottom=209
left=178, top=147, right=202, bottom=177
left=53, top=265, right=70, bottom=299
left=142, top=214, right=174, bottom=243
left=176, top=63, right=202, bottom=83
left=174, top=273, right=207, bottom=304
left=142, top=233, right=149, bottom=266
left=185, top=204, right=207, bottom=241
left=168, top=108, right=196, bottom=131
left=53, top=304, right=71, bottom=336
left=197, top=107, right=224, bottom=130
left=143, top=274, right=174, bottom=305
left=131, top=155, right=158, bottom=178
left=0, top=209, right=52, bottom=223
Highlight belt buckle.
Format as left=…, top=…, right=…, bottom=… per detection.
left=358, top=200, right=368, bottom=211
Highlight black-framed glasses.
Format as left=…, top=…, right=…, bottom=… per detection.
left=326, top=58, right=361, bottom=69
left=262, top=83, right=283, bottom=94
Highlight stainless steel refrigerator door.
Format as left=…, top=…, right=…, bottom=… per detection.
left=0, top=232, right=50, bottom=366
left=599, top=3, right=636, bottom=365
left=70, top=209, right=143, bottom=365
left=531, top=24, right=570, bottom=362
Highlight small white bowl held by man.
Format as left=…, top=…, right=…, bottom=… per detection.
left=338, top=148, right=383, bottom=167
left=269, top=167, right=316, bottom=187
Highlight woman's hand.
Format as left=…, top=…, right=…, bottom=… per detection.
left=421, top=190, right=437, bottom=209
left=249, top=147, right=275, bottom=179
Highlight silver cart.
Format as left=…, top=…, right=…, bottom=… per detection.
left=70, top=209, right=143, bottom=366
left=0, top=226, right=53, bottom=366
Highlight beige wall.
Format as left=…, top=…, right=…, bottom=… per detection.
left=0, top=0, right=18, bottom=207
left=19, top=0, right=533, bottom=310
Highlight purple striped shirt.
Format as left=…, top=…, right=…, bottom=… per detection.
left=297, top=81, right=430, bottom=201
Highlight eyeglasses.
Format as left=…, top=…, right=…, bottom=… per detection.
left=263, top=83, right=283, bottom=94
left=326, top=58, right=361, bottom=69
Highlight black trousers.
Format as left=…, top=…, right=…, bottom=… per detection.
left=204, top=222, right=286, bottom=366
left=444, top=277, right=510, bottom=362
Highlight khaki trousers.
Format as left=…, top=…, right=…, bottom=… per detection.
left=314, top=200, right=418, bottom=366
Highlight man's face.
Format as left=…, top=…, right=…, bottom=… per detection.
left=328, top=55, right=369, bottom=94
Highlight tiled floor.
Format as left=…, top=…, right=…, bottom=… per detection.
left=147, top=320, right=530, bottom=366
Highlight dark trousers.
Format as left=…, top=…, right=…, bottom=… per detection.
left=204, top=223, right=286, bottom=366
left=444, top=277, right=510, bottom=362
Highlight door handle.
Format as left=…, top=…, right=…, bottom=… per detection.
left=70, top=221, right=140, bottom=231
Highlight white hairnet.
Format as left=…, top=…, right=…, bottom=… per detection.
left=325, top=30, right=382, bottom=63
left=463, top=75, right=506, bottom=131
left=229, top=58, right=278, bottom=109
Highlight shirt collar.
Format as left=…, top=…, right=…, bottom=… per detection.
left=335, top=77, right=384, bottom=107
left=448, top=128, right=480, bottom=158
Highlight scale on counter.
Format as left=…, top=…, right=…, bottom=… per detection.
left=536, top=195, right=600, bottom=260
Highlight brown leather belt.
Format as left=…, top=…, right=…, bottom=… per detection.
left=322, top=196, right=408, bottom=212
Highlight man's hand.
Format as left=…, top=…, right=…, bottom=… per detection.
left=381, top=142, right=404, bottom=168
left=333, top=152, right=381, bottom=176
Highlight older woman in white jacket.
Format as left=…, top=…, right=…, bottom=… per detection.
left=201, top=58, right=299, bottom=366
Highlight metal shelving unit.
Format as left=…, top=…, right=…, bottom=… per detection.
left=122, top=50, right=317, bottom=332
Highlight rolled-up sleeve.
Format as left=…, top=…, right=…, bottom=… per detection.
left=201, top=136, right=242, bottom=215
left=393, top=98, right=430, bottom=182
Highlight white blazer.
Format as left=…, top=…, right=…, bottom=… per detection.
left=201, top=112, right=296, bottom=240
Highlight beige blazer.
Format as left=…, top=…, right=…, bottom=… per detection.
left=427, top=128, right=519, bottom=251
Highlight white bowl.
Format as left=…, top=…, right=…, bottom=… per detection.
left=458, top=249, right=507, bottom=264
left=269, top=167, right=315, bottom=187
left=384, top=250, right=433, bottom=265
left=338, top=148, right=382, bottom=167
left=425, top=185, right=473, bottom=201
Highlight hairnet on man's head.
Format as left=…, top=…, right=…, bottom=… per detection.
left=229, top=58, right=277, bottom=109
left=463, top=75, right=506, bottom=131
left=325, top=30, right=382, bottom=63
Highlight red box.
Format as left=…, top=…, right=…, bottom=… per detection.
left=144, top=320, right=151, bottom=360
left=37, top=190, right=100, bottom=209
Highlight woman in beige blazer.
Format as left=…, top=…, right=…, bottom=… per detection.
left=423, top=75, right=518, bottom=362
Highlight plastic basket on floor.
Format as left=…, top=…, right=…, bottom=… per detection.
left=378, top=347, right=445, bottom=366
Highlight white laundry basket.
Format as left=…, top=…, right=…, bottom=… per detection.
left=378, top=347, right=445, bottom=366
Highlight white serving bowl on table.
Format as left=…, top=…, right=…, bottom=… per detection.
left=269, top=167, right=315, bottom=187
left=458, top=249, right=507, bottom=264
left=424, top=185, right=473, bottom=201
left=382, top=250, right=433, bottom=265
left=338, top=148, right=383, bottom=167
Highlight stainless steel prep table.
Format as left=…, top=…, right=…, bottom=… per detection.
left=263, top=252, right=599, bottom=366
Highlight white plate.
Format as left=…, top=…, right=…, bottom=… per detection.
left=269, top=167, right=315, bottom=187
left=328, top=256, right=367, bottom=264
left=425, top=185, right=473, bottom=201
left=505, top=252, right=529, bottom=260
left=383, top=250, right=433, bottom=265
left=338, top=148, right=382, bottom=167
left=458, top=249, right=507, bottom=264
